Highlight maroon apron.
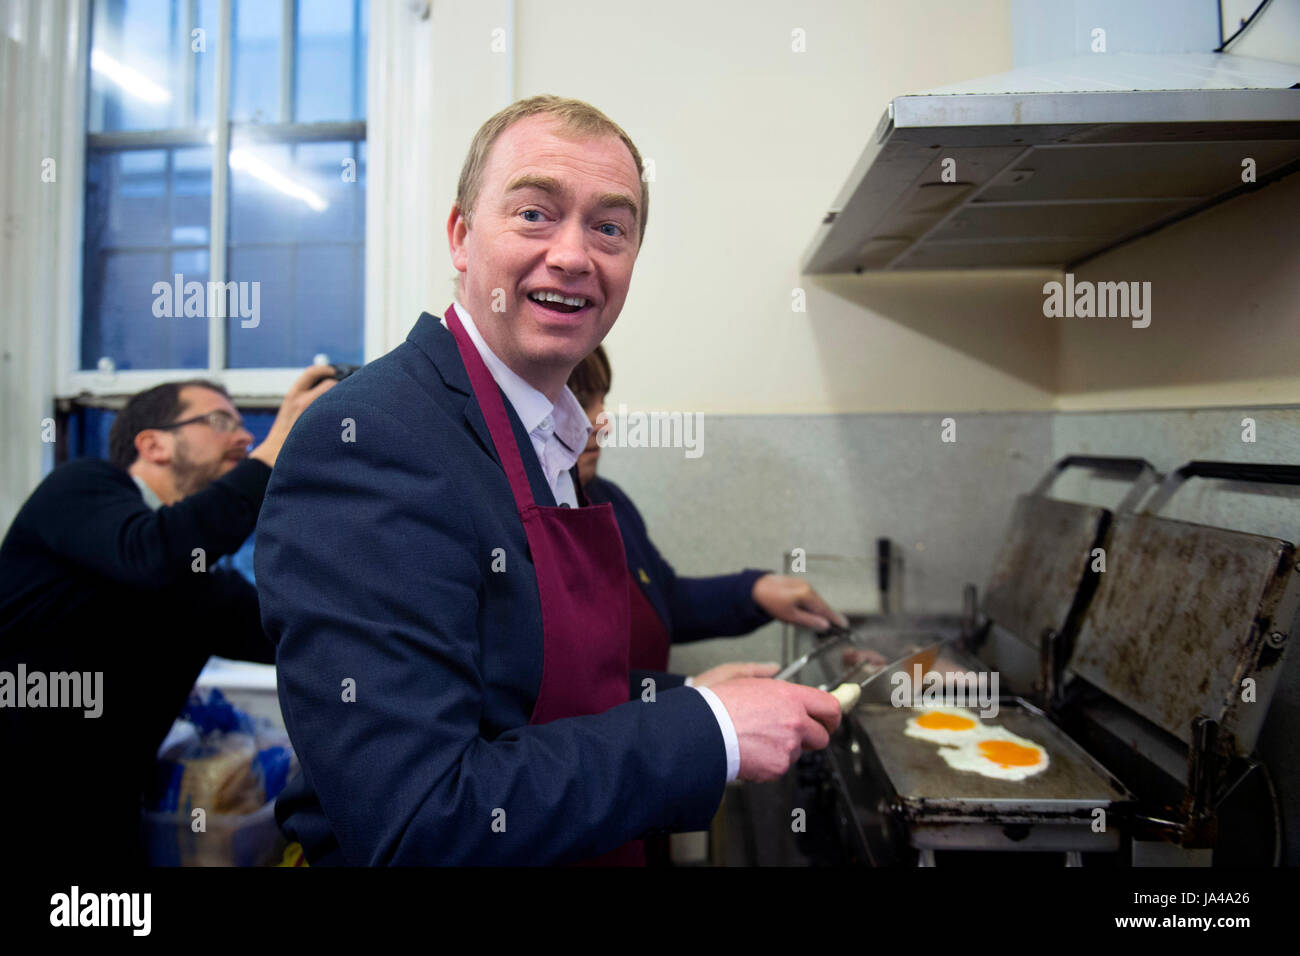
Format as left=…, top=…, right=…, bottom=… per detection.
left=627, top=571, right=673, bottom=673
left=445, top=305, right=645, bottom=867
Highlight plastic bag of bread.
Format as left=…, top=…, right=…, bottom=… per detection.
left=153, top=731, right=262, bottom=815
left=149, top=688, right=293, bottom=815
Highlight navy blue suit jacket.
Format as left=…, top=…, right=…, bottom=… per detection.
left=254, top=311, right=727, bottom=865
left=585, top=476, right=772, bottom=644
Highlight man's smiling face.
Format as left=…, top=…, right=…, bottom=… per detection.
left=448, top=114, right=642, bottom=397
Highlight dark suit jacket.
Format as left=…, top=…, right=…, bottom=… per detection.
left=254, top=311, right=727, bottom=865
left=585, top=476, right=772, bottom=643
left=0, top=457, right=275, bottom=863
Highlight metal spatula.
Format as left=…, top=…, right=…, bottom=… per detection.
left=774, top=626, right=853, bottom=681
left=827, top=641, right=945, bottom=713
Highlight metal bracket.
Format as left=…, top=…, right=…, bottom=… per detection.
left=1038, top=627, right=1068, bottom=715
left=1029, top=455, right=1159, bottom=505
left=1180, top=715, right=1225, bottom=848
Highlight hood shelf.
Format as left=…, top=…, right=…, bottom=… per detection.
left=802, top=54, right=1300, bottom=273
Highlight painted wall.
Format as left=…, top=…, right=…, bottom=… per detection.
left=1011, top=0, right=1221, bottom=65
left=506, top=0, right=1027, bottom=416
left=1058, top=171, right=1300, bottom=411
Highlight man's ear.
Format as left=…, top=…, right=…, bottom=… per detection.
left=133, top=429, right=171, bottom=465
left=447, top=203, right=470, bottom=277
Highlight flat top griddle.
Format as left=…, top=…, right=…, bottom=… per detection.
left=851, top=699, right=1132, bottom=818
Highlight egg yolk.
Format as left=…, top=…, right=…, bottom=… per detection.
left=916, top=711, right=977, bottom=731
left=978, top=740, right=1042, bottom=767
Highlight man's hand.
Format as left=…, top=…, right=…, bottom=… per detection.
left=840, top=647, right=889, bottom=670
left=709, top=678, right=842, bottom=782
left=250, top=365, right=338, bottom=469
left=693, top=661, right=779, bottom=689
left=752, top=574, right=849, bottom=632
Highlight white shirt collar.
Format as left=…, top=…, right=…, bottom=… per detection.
left=447, top=301, right=591, bottom=454
left=131, top=473, right=164, bottom=511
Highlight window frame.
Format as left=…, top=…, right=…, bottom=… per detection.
left=62, top=0, right=371, bottom=402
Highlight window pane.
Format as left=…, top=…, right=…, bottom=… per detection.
left=89, top=0, right=210, bottom=131
left=227, top=140, right=363, bottom=242
left=293, top=244, right=364, bottom=358
left=227, top=245, right=294, bottom=365
left=83, top=147, right=213, bottom=369
left=296, top=0, right=367, bottom=122
left=85, top=148, right=210, bottom=249
left=81, top=249, right=210, bottom=371
left=231, top=0, right=283, bottom=123
left=226, top=139, right=364, bottom=368
left=83, top=0, right=368, bottom=375
left=172, top=147, right=212, bottom=244
left=98, top=149, right=170, bottom=246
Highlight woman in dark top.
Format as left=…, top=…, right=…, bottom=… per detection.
left=567, top=347, right=848, bottom=673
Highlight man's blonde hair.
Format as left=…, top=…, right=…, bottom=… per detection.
left=455, top=95, right=649, bottom=246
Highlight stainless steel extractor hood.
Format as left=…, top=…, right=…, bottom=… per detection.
left=801, top=53, right=1300, bottom=273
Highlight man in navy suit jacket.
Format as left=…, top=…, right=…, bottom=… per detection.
left=254, top=95, right=840, bottom=865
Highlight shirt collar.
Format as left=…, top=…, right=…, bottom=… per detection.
left=448, top=301, right=591, bottom=453
left=131, top=473, right=164, bottom=511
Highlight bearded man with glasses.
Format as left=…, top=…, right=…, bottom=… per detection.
left=0, top=368, right=334, bottom=865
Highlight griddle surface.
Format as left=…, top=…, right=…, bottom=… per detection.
left=853, top=701, right=1130, bottom=812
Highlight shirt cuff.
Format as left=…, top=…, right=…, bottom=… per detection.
left=694, top=686, right=740, bottom=783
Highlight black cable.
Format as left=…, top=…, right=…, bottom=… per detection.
left=1261, top=761, right=1283, bottom=867
left=1216, top=0, right=1274, bottom=52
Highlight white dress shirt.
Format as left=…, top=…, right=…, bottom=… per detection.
left=447, top=302, right=587, bottom=507
left=445, top=301, right=740, bottom=782
left=131, top=474, right=164, bottom=511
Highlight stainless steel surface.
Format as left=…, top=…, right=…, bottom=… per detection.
left=850, top=699, right=1132, bottom=815
left=801, top=53, right=1300, bottom=274
left=981, top=494, right=1109, bottom=652
left=1067, top=512, right=1297, bottom=754
left=1075, top=695, right=1188, bottom=785
left=827, top=697, right=1132, bottom=856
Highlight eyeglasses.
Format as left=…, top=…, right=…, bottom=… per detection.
left=149, top=410, right=247, bottom=434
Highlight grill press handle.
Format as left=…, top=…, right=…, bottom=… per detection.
left=1176, top=461, right=1300, bottom=486
left=1142, top=460, right=1300, bottom=516
left=1031, top=456, right=1159, bottom=512
left=1055, top=455, right=1156, bottom=476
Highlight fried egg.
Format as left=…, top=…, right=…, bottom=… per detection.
left=903, top=706, right=984, bottom=746
left=936, top=726, right=1049, bottom=781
